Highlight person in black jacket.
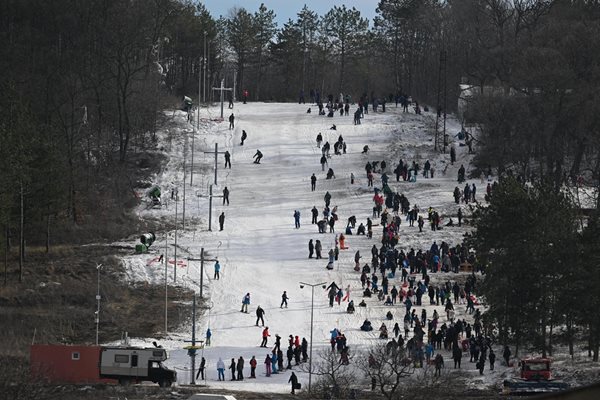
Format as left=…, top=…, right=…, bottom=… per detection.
left=219, top=212, right=225, bottom=231
left=229, top=358, right=236, bottom=380
left=287, top=346, right=294, bottom=369
left=256, top=306, right=266, bottom=326
left=237, top=356, right=245, bottom=380
left=195, top=356, right=206, bottom=380
left=289, top=371, right=299, bottom=394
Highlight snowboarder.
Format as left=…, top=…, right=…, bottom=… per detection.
left=228, top=113, right=235, bottom=130
left=223, top=187, right=229, bottom=205
left=256, top=305, right=266, bottom=326
left=224, top=151, right=231, bottom=168
left=219, top=212, right=225, bottom=231
left=240, top=129, right=247, bottom=145
left=281, top=291, right=289, bottom=308
left=311, top=173, right=317, bottom=191
left=253, top=149, right=263, bottom=164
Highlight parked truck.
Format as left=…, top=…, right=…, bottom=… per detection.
left=100, top=346, right=177, bottom=387
left=30, top=344, right=176, bottom=387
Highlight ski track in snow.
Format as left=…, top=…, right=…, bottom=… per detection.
left=117, top=103, right=509, bottom=392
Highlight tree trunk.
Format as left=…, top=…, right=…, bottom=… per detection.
left=19, top=181, right=24, bottom=283
left=570, top=138, right=586, bottom=178
left=339, top=42, right=345, bottom=93
left=255, top=50, right=263, bottom=101
left=46, top=214, right=51, bottom=253
left=3, top=225, right=8, bottom=285
left=566, top=314, right=574, bottom=358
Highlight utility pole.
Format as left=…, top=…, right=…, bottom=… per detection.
left=183, top=159, right=186, bottom=231
left=189, top=248, right=218, bottom=299
left=164, top=233, right=168, bottom=335
left=95, top=263, right=103, bottom=345
left=207, top=184, right=224, bottom=231
left=442, top=50, right=448, bottom=153
left=299, top=281, right=327, bottom=394
left=183, top=296, right=203, bottom=385
left=174, top=192, right=178, bottom=282
left=203, top=143, right=227, bottom=186
left=191, top=128, right=196, bottom=187
left=203, top=31, right=207, bottom=103
left=212, top=79, right=233, bottom=119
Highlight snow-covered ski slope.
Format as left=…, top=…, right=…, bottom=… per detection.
left=120, top=102, right=488, bottom=392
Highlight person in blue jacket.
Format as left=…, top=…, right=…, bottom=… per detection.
left=214, top=261, right=221, bottom=280
left=241, top=293, right=250, bottom=313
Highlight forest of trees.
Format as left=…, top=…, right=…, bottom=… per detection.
left=1, top=0, right=599, bottom=360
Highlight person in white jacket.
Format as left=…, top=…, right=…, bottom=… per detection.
left=216, top=358, right=225, bottom=381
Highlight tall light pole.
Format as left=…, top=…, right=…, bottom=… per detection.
left=299, top=281, right=327, bottom=393
left=95, top=263, right=103, bottom=345
left=164, top=233, right=168, bottom=335
left=203, top=31, right=207, bottom=103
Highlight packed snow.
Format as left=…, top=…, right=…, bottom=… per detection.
left=117, top=101, right=508, bottom=393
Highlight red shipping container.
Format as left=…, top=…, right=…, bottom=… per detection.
left=30, top=344, right=115, bottom=384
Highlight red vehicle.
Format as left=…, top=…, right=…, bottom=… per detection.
left=519, top=357, right=552, bottom=381
left=503, top=357, right=569, bottom=395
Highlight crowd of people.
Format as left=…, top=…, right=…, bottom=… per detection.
left=199, top=89, right=507, bottom=395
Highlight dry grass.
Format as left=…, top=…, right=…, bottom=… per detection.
left=0, top=244, right=193, bottom=362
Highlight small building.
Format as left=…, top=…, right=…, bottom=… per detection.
left=30, top=344, right=115, bottom=384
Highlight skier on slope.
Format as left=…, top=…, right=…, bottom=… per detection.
left=281, top=291, right=289, bottom=308
left=241, top=293, right=250, bottom=313
left=256, top=305, right=266, bottom=326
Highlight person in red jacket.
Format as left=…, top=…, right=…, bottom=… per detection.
left=260, top=327, right=271, bottom=347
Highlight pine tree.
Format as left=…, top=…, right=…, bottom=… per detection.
left=320, top=5, right=369, bottom=93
